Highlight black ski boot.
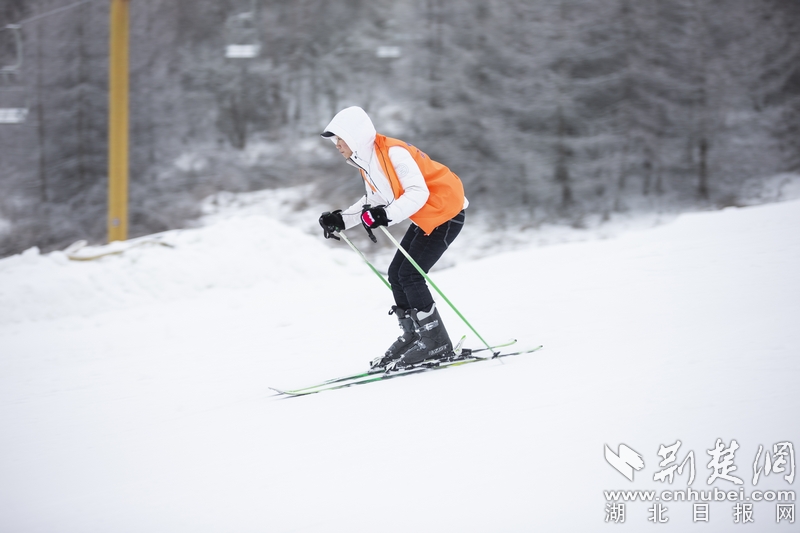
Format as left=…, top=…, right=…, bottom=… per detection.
left=370, top=306, right=419, bottom=369
left=394, top=303, right=452, bottom=368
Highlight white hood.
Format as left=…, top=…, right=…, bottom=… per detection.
left=321, top=106, right=376, bottom=170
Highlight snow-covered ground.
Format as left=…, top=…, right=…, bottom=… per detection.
left=1, top=194, right=799, bottom=532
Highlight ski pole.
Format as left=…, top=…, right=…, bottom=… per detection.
left=377, top=225, right=495, bottom=354
left=337, top=230, right=392, bottom=291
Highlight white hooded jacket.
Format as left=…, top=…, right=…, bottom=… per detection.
left=322, top=106, right=467, bottom=231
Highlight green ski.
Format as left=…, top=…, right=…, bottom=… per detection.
left=270, top=343, right=541, bottom=397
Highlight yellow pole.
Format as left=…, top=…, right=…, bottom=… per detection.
left=108, top=0, right=129, bottom=242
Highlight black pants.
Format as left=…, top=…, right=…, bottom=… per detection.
left=388, top=210, right=465, bottom=311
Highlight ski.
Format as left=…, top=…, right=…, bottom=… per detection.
left=270, top=343, right=542, bottom=397
left=268, top=336, right=514, bottom=396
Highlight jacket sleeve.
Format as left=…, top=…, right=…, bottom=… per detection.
left=342, top=195, right=367, bottom=230
left=383, top=146, right=429, bottom=225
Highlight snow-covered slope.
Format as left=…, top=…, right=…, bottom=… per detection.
left=1, top=198, right=799, bottom=532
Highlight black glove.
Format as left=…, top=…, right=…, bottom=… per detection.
left=360, top=205, right=390, bottom=229
left=319, top=210, right=344, bottom=240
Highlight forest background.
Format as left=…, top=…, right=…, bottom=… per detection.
left=1, top=0, right=799, bottom=258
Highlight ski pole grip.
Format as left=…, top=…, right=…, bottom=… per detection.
left=361, top=204, right=378, bottom=243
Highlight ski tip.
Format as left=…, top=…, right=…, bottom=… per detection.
left=269, top=386, right=311, bottom=396
left=269, top=387, right=314, bottom=397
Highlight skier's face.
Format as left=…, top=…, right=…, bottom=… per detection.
left=335, top=136, right=353, bottom=159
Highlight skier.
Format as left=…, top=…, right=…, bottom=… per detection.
left=318, top=106, right=469, bottom=369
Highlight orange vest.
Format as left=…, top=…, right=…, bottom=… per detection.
left=368, top=134, right=465, bottom=235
